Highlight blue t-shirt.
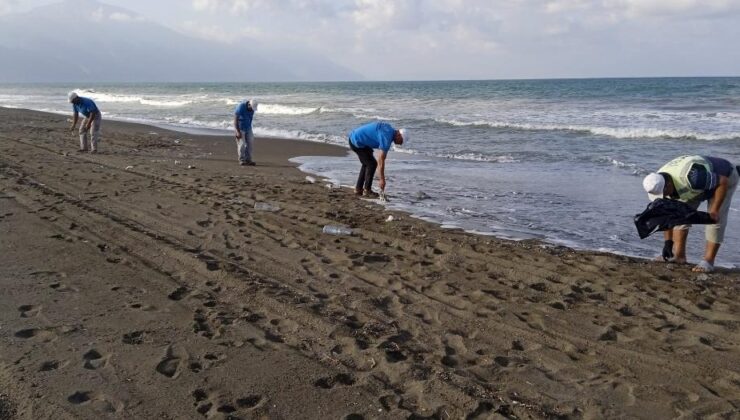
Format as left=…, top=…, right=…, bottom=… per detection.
left=73, top=97, right=99, bottom=118
left=234, top=101, right=255, bottom=130
left=349, top=121, right=396, bottom=152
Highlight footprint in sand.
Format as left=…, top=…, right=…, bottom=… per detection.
left=18, top=304, right=41, bottom=318
left=14, top=327, right=57, bottom=342
left=83, top=349, right=109, bottom=370
left=314, top=373, right=356, bottom=389
left=67, top=391, right=123, bottom=413
left=156, top=345, right=187, bottom=379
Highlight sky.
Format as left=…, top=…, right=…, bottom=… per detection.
left=1, top=0, right=739, bottom=80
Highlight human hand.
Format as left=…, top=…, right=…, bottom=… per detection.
left=709, top=211, right=720, bottom=223
left=661, top=239, right=674, bottom=261
left=379, top=178, right=386, bottom=191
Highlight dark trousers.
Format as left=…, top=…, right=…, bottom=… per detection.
left=349, top=139, right=377, bottom=191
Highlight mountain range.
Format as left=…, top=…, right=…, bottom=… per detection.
left=0, top=0, right=361, bottom=82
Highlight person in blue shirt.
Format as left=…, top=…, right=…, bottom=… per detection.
left=68, top=92, right=101, bottom=153
left=233, top=99, right=258, bottom=166
left=348, top=121, right=407, bottom=197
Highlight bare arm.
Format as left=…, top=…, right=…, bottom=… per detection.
left=70, top=111, right=79, bottom=131
left=84, top=110, right=98, bottom=131
left=377, top=150, right=387, bottom=191
left=234, top=115, right=241, bottom=139
left=708, top=175, right=730, bottom=222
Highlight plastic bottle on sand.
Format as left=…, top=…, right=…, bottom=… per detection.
left=254, top=202, right=281, bottom=212
left=322, top=225, right=353, bottom=236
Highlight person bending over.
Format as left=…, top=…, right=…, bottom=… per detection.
left=643, top=155, right=739, bottom=272
left=348, top=121, right=407, bottom=198
left=68, top=92, right=101, bottom=153
left=234, top=99, right=258, bottom=166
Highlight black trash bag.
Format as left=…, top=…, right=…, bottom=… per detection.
left=634, top=198, right=714, bottom=239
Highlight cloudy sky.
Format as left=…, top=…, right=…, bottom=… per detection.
left=2, top=0, right=739, bottom=80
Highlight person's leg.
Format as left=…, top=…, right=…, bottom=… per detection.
left=363, top=152, right=377, bottom=191
left=90, top=114, right=101, bottom=152
left=696, top=169, right=739, bottom=270
left=671, top=227, right=689, bottom=263
left=237, top=133, right=246, bottom=163
left=79, top=118, right=89, bottom=151
left=349, top=140, right=367, bottom=194
left=245, top=128, right=254, bottom=164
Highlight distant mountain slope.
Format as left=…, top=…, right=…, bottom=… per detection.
left=0, top=0, right=361, bottom=82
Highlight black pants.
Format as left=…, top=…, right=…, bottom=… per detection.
left=349, top=139, right=376, bottom=191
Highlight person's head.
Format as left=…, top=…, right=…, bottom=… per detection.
left=247, top=99, right=258, bottom=112
left=68, top=91, right=80, bottom=104
left=394, top=128, right=408, bottom=145
left=643, top=172, right=674, bottom=201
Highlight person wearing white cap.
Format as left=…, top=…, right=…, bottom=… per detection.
left=233, top=99, right=258, bottom=166
left=348, top=121, right=407, bottom=198
left=68, top=91, right=102, bottom=153
left=642, top=155, right=739, bottom=272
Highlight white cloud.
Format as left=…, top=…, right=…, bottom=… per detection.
left=0, top=0, right=20, bottom=15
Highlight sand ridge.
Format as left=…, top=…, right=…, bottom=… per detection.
left=0, top=108, right=739, bottom=419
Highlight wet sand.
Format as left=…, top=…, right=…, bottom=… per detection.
left=1, top=107, right=739, bottom=419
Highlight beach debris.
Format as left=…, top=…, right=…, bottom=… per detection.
left=187, top=165, right=196, bottom=169
left=254, top=202, right=281, bottom=212
left=325, top=183, right=334, bottom=190
left=174, top=139, right=181, bottom=144
left=322, top=225, right=353, bottom=236
left=174, top=160, right=181, bottom=165
left=305, top=176, right=316, bottom=184
left=125, top=166, right=134, bottom=171
left=386, top=215, right=395, bottom=222
left=379, top=191, right=390, bottom=202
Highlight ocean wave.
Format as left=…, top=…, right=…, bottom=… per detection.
left=258, top=104, right=319, bottom=115
left=78, top=91, right=194, bottom=107
left=393, top=147, right=517, bottom=163
left=435, top=118, right=740, bottom=141
left=320, top=107, right=400, bottom=121
left=253, top=127, right=346, bottom=144
left=596, top=156, right=650, bottom=176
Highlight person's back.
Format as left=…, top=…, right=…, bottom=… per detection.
left=74, top=97, right=99, bottom=118
left=349, top=121, right=396, bottom=151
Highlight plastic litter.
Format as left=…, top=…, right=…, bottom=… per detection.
left=386, top=215, right=394, bottom=222
left=379, top=191, right=389, bottom=202
left=322, top=225, right=353, bottom=236
left=254, top=202, right=281, bottom=212
left=305, top=176, right=316, bottom=184
left=125, top=166, right=134, bottom=171
left=187, top=165, right=195, bottom=169
left=634, top=198, right=713, bottom=239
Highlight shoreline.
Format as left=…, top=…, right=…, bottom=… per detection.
left=1, top=106, right=739, bottom=418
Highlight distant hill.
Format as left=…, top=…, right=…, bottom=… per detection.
left=0, top=0, right=361, bottom=82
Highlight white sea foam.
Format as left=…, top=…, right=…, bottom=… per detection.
left=435, top=118, right=740, bottom=141
left=258, top=103, right=318, bottom=115
left=82, top=91, right=194, bottom=107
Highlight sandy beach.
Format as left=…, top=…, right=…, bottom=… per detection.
left=1, top=107, right=739, bottom=419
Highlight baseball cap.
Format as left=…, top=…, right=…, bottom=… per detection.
left=643, top=172, right=665, bottom=202
left=398, top=128, right=408, bottom=145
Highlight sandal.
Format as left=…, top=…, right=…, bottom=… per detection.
left=692, top=260, right=714, bottom=273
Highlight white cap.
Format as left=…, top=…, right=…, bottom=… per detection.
left=643, top=172, right=665, bottom=202
left=398, top=128, right=408, bottom=145
left=68, top=91, right=78, bottom=102
left=248, top=99, right=258, bottom=112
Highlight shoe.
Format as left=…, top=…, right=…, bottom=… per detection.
left=245, top=161, right=256, bottom=166
left=363, top=189, right=379, bottom=198
left=239, top=161, right=246, bottom=166
left=90, top=150, right=97, bottom=154
left=354, top=189, right=363, bottom=196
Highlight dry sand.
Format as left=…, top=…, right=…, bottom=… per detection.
left=1, top=107, right=739, bottom=419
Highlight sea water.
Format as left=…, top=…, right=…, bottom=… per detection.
left=1, top=78, right=738, bottom=266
